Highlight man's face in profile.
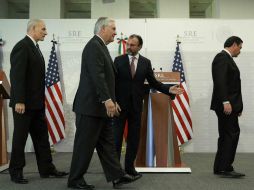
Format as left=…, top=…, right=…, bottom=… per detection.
left=232, top=42, right=242, bottom=57
left=33, top=21, right=47, bottom=42
left=103, top=21, right=116, bottom=44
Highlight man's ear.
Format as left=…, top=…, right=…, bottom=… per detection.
left=232, top=42, right=237, bottom=48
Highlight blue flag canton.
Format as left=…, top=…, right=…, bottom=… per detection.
left=45, top=44, right=60, bottom=87
left=172, top=43, right=185, bottom=83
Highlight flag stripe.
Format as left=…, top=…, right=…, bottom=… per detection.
left=54, top=82, right=63, bottom=103
left=45, top=97, right=64, bottom=140
left=45, top=87, right=64, bottom=129
left=45, top=107, right=61, bottom=142
left=173, top=120, right=185, bottom=144
left=176, top=95, right=192, bottom=130
left=45, top=97, right=64, bottom=139
left=45, top=115, right=57, bottom=144
left=181, top=83, right=190, bottom=104
left=172, top=101, right=191, bottom=140
left=47, top=83, right=65, bottom=124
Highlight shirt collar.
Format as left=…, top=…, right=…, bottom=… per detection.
left=128, top=53, right=139, bottom=60
left=96, top=34, right=106, bottom=45
left=26, top=34, right=37, bottom=46
left=223, top=48, right=232, bottom=57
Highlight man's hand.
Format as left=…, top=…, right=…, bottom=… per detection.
left=115, top=102, right=121, bottom=117
left=15, top=103, right=25, bottom=114
left=223, top=103, right=232, bottom=115
left=169, top=85, right=184, bottom=95
left=105, top=99, right=116, bottom=118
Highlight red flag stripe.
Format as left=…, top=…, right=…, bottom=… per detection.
left=174, top=121, right=184, bottom=144
left=172, top=98, right=192, bottom=132
left=45, top=108, right=61, bottom=143
left=46, top=85, right=64, bottom=122
left=45, top=98, right=64, bottom=139
left=45, top=96, right=65, bottom=139
left=45, top=98, right=64, bottom=140
left=54, top=82, right=63, bottom=103
left=172, top=102, right=191, bottom=140
left=46, top=117, right=57, bottom=144
left=46, top=86, right=65, bottom=125
left=181, top=83, right=190, bottom=104
left=172, top=109, right=189, bottom=143
left=176, top=95, right=192, bottom=128
left=178, top=93, right=192, bottom=122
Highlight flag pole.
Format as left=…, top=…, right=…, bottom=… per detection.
left=176, top=35, right=181, bottom=44
left=0, top=38, right=4, bottom=46
left=51, top=34, right=57, bottom=44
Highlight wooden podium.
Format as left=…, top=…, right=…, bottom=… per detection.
left=135, top=72, right=191, bottom=173
left=0, top=70, right=10, bottom=171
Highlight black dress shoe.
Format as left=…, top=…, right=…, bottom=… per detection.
left=40, top=169, right=69, bottom=178
left=68, top=181, right=95, bottom=189
left=214, top=171, right=245, bottom=178
left=126, top=170, right=142, bottom=181
left=113, top=174, right=134, bottom=189
left=11, top=176, right=29, bottom=184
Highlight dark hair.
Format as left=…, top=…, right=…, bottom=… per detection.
left=224, top=36, right=243, bottom=48
left=129, top=34, right=143, bottom=47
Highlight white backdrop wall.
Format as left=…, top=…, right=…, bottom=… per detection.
left=0, top=19, right=254, bottom=153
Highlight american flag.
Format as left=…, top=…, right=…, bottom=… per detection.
left=45, top=41, right=65, bottom=145
left=171, top=42, right=193, bottom=145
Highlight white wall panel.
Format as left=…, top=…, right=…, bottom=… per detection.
left=0, top=19, right=253, bottom=153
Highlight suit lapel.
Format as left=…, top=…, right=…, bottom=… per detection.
left=135, top=55, right=143, bottom=79
left=124, top=55, right=132, bottom=79
left=105, top=47, right=117, bottom=73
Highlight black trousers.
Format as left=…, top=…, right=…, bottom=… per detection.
left=68, top=114, right=124, bottom=185
left=214, top=110, right=240, bottom=172
left=114, top=108, right=142, bottom=172
left=9, top=108, right=55, bottom=177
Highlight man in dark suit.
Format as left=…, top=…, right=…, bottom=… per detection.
left=9, top=19, right=68, bottom=184
left=67, top=17, right=134, bottom=190
left=114, top=34, right=184, bottom=179
left=211, top=36, right=245, bottom=178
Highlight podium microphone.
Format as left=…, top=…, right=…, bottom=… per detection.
left=160, top=67, right=162, bottom=72
left=153, top=68, right=155, bottom=71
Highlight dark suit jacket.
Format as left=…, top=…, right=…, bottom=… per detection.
left=10, top=36, right=45, bottom=109
left=210, top=50, right=243, bottom=113
left=114, top=54, right=174, bottom=113
left=73, top=35, right=116, bottom=117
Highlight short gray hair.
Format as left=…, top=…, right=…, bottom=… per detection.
left=94, top=17, right=114, bottom=34
left=27, top=19, right=43, bottom=32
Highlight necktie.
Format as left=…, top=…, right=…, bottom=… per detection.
left=130, top=56, right=136, bottom=78
left=36, top=43, right=43, bottom=57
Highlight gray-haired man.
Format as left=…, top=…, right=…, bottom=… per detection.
left=67, top=17, right=135, bottom=189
